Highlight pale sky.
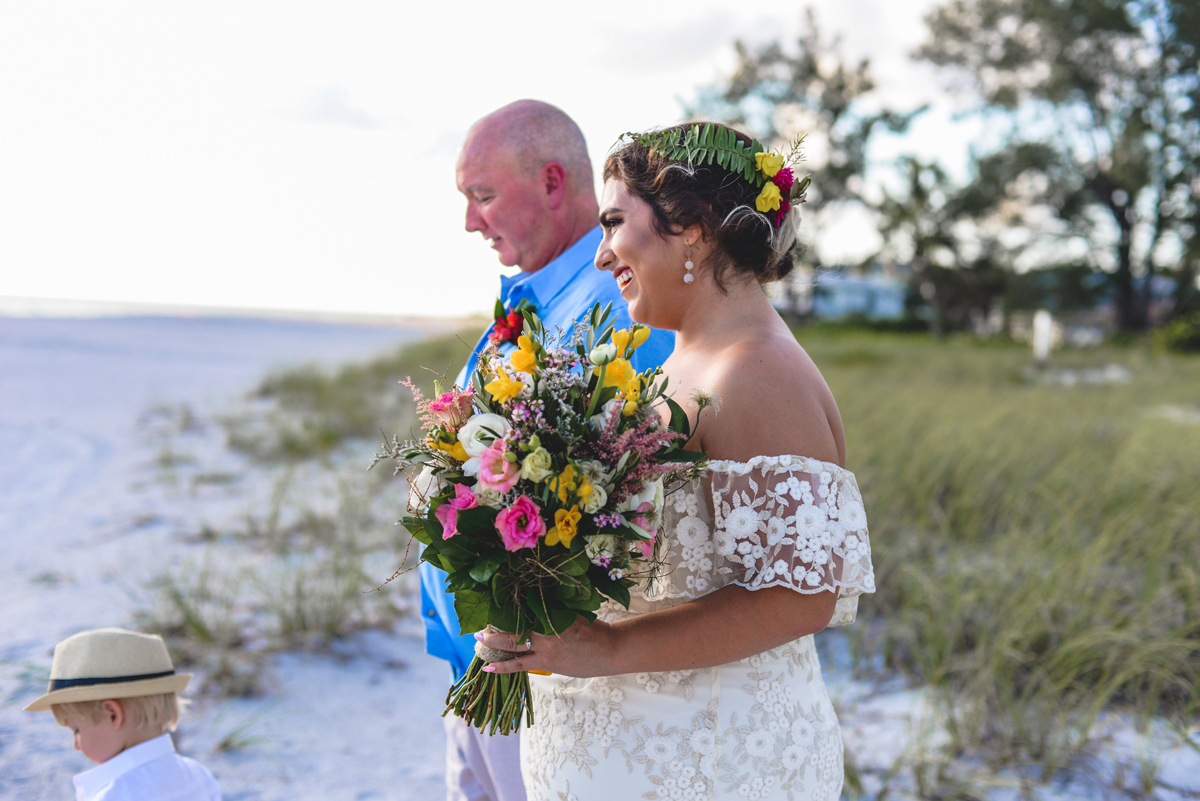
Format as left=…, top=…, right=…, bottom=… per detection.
left=0, top=0, right=969, bottom=319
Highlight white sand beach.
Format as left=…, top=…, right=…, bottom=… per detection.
left=0, top=314, right=454, bottom=799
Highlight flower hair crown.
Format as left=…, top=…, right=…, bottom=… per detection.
left=622, top=123, right=811, bottom=227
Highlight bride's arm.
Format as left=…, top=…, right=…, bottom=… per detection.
left=477, top=583, right=837, bottom=678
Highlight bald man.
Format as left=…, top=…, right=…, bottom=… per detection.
left=420, top=100, right=673, bottom=801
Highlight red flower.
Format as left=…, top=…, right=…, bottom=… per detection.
left=489, top=307, right=530, bottom=346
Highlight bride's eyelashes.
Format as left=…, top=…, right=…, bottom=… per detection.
left=599, top=211, right=623, bottom=230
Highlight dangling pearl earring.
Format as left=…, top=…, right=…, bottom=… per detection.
left=683, top=246, right=695, bottom=284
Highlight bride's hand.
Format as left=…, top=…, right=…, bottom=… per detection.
left=475, top=617, right=617, bottom=679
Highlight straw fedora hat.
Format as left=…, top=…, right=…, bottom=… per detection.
left=24, top=628, right=191, bottom=712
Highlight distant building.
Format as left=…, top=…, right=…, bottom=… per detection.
left=809, top=273, right=907, bottom=320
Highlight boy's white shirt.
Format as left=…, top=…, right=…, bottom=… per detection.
left=73, top=733, right=221, bottom=801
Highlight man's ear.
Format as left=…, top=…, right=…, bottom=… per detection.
left=540, top=162, right=568, bottom=211
left=102, top=699, right=126, bottom=730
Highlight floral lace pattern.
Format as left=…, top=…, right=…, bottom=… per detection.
left=521, top=457, right=874, bottom=801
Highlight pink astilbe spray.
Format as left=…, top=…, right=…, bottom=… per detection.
left=399, top=377, right=437, bottom=431
left=587, top=413, right=687, bottom=509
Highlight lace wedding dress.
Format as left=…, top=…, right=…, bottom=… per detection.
left=521, top=455, right=875, bottom=801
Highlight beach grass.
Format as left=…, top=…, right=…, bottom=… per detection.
left=795, top=327, right=1200, bottom=779
left=223, top=328, right=485, bottom=462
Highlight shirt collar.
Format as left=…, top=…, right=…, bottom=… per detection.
left=499, top=226, right=603, bottom=309
left=73, top=733, right=176, bottom=800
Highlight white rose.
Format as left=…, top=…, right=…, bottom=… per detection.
left=580, top=483, right=608, bottom=514
left=457, top=413, right=511, bottom=475
left=584, top=534, right=617, bottom=562
left=590, top=398, right=623, bottom=432
left=475, top=487, right=507, bottom=508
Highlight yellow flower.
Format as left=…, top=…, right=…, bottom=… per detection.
left=755, top=152, right=784, bottom=177
left=545, top=506, right=582, bottom=548
left=755, top=181, right=782, bottom=213
left=613, top=326, right=650, bottom=356
left=603, top=357, right=641, bottom=397
left=485, top=367, right=524, bottom=404
left=551, top=464, right=577, bottom=505
left=622, top=400, right=639, bottom=417
left=509, top=335, right=538, bottom=374
left=432, top=436, right=468, bottom=462
left=576, top=477, right=593, bottom=500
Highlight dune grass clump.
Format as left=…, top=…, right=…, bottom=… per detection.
left=797, top=328, right=1200, bottom=779
left=223, top=328, right=485, bottom=462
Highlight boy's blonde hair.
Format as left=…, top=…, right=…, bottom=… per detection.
left=51, top=692, right=187, bottom=732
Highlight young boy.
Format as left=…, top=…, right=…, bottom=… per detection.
left=24, top=627, right=221, bottom=801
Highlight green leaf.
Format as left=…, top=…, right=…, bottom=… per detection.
left=556, top=553, right=589, bottom=576
left=549, top=604, right=577, bottom=634
left=664, top=396, right=691, bottom=438
left=469, top=554, right=505, bottom=584
left=526, top=590, right=552, bottom=633
left=456, top=505, right=499, bottom=537
left=454, top=590, right=490, bottom=635
left=493, top=298, right=505, bottom=319
left=593, top=573, right=631, bottom=608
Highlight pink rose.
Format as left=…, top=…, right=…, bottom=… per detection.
left=477, top=441, right=520, bottom=493
left=429, top=389, right=476, bottom=428
left=434, top=483, right=478, bottom=539
left=495, top=495, right=546, bottom=551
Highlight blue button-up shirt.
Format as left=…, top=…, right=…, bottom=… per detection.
left=418, top=226, right=674, bottom=681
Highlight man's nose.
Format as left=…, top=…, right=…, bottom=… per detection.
left=464, top=203, right=484, bottom=234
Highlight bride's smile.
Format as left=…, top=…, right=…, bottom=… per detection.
left=595, top=179, right=697, bottom=330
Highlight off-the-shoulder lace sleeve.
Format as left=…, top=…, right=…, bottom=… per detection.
left=644, top=455, right=875, bottom=626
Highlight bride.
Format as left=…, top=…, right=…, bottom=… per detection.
left=476, top=123, right=876, bottom=801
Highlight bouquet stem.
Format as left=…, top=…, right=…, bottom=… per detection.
left=444, top=655, right=534, bottom=736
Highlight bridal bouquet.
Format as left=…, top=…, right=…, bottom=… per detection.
left=374, top=304, right=703, bottom=735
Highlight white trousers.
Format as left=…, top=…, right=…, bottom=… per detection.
left=443, top=714, right=527, bottom=801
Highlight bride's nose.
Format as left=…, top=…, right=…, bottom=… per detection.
left=595, top=244, right=614, bottom=272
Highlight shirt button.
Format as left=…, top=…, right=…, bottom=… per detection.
left=426, top=609, right=437, bottom=618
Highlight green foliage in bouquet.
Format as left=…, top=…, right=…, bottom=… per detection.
left=374, top=303, right=704, bottom=734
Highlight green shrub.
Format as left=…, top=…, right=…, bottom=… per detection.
left=1157, top=313, right=1200, bottom=354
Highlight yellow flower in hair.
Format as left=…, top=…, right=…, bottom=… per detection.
left=755, top=152, right=784, bottom=177
left=510, top=334, right=538, bottom=374
left=545, top=506, right=582, bottom=548
left=755, top=182, right=782, bottom=213
left=485, top=367, right=524, bottom=404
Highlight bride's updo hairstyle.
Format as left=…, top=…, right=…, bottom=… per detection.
left=603, top=123, right=802, bottom=290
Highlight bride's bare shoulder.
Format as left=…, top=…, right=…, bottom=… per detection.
left=700, top=331, right=845, bottom=466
